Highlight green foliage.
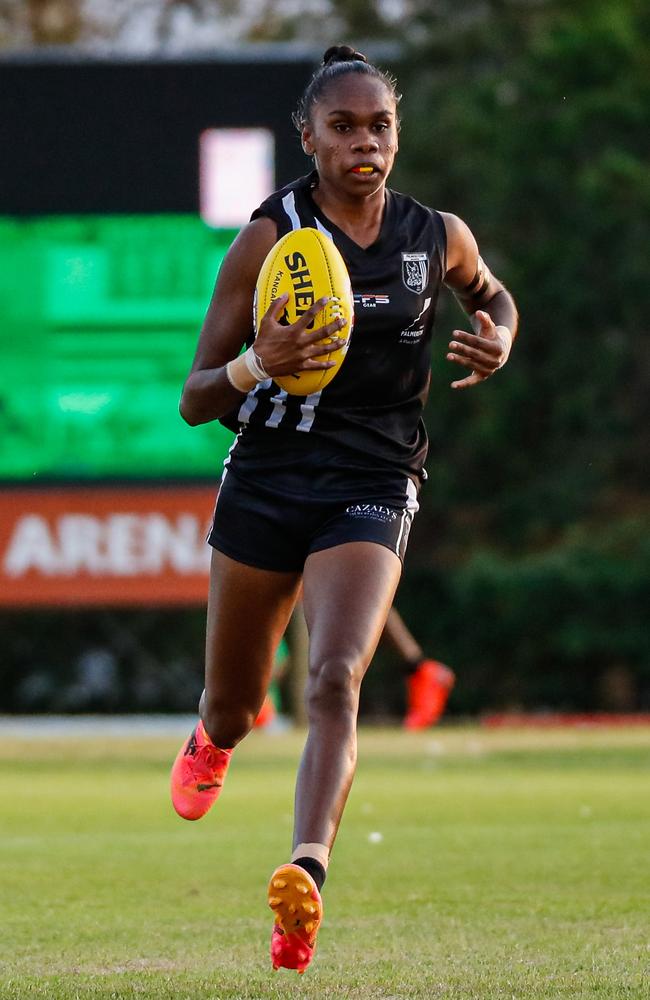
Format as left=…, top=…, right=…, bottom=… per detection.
left=368, top=1, right=650, bottom=706
left=392, top=0, right=649, bottom=544
left=395, top=517, right=650, bottom=712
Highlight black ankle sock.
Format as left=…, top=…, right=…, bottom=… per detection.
left=404, top=657, right=423, bottom=676
left=293, top=856, right=326, bottom=892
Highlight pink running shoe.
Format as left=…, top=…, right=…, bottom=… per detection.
left=268, top=863, right=323, bottom=974
left=170, top=719, right=232, bottom=820
left=404, top=659, right=456, bottom=730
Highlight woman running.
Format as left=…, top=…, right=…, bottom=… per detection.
left=170, top=44, right=518, bottom=973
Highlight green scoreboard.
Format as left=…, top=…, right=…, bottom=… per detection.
left=0, top=215, right=238, bottom=481
left=0, top=53, right=322, bottom=482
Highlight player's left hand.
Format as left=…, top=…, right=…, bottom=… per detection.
left=447, top=310, right=513, bottom=390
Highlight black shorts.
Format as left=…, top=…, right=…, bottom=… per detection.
left=208, top=469, right=420, bottom=573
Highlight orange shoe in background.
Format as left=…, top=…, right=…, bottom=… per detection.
left=170, top=719, right=232, bottom=820
left=254, top=694, right=276, bottom=729
left=404, top=660, right=455, bottom=730
left=268, top=863, right=323, bottom=974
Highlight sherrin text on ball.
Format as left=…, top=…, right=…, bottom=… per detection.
left=254, top=227, right=354, bottom=396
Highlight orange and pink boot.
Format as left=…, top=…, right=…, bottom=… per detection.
left=170, top=719, right=232, bottom=820
left=404, top=659, right=456, bottom=730
left=268, top=864, right=323, bottom=974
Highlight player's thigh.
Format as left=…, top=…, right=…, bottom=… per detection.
left=301, top=541, right=402, bottom=682
left=205, top=548, right=302, bottom=703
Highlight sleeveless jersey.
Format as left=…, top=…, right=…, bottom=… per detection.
left=222, top=171, right=447, bottom=489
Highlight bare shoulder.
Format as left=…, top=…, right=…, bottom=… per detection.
left=439, top=212, right=478, bottom=264
left=218, top=215, right=278, bottom=284
left=438, top=211, right=479, bottom=289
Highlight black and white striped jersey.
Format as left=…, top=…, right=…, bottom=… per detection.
left=222, top=170, right=447, bottom=487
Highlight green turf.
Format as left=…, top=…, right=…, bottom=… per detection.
left=1, top=726, right=649, bottom=999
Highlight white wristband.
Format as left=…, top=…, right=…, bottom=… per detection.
left=225, top=347, right=270, bottom=393
left=245, top=346, right=270, bottom=382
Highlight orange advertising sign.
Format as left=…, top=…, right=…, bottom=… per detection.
left=0, top=486, right=217, bottom=607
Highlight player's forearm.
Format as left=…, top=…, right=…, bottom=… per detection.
left=476, top=288, right=519, bottom=342
left=179, top=367, right=244, bottom=426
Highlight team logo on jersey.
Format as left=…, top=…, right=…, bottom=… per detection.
left=402, top=252, right=429, bottom=294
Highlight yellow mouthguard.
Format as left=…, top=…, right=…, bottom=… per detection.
left=357, top=166, right=373, bottom=173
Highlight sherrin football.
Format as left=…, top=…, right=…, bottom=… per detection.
left=254, top=227, right=354, bottom=396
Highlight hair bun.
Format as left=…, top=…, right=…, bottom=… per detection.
left=322, top=45, right=367, bottom=66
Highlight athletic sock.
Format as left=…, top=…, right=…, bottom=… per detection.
left=404, top=657, right=423, bottom=676
left=292, top=856, right=326, bottom=892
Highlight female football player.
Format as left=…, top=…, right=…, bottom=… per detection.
left=170, top=44, right=518, bottom=973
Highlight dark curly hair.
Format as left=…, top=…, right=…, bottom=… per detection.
left=292, top=44, right=402, bottom=131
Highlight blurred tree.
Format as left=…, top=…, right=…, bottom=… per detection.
left=393, top=0, right=650, bottom=553
left=0, top=0, right=104, bottom=46
left=27, top=0, right=83, bottom=43
left=0, top=0, right=400, bottom=49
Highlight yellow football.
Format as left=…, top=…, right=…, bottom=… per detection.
left=254, top=227, right=354, bottom=396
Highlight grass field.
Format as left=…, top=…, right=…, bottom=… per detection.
left=1, top=723, right=649, bottom=999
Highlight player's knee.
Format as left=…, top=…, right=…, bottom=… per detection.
left=306, top=655, right=361, bottom=719
left=202, top=694, right=255, bottom=748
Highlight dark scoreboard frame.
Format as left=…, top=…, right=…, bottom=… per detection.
left=0, top=49, right=322, bottom=215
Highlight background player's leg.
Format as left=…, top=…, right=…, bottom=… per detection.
left=382, top=607, right=456, bottom=729
left=200, top=549, right=302, bottom=749
left=382, top=606, right=424, bottom=662
left=294, top=541, right=402, bottom=853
